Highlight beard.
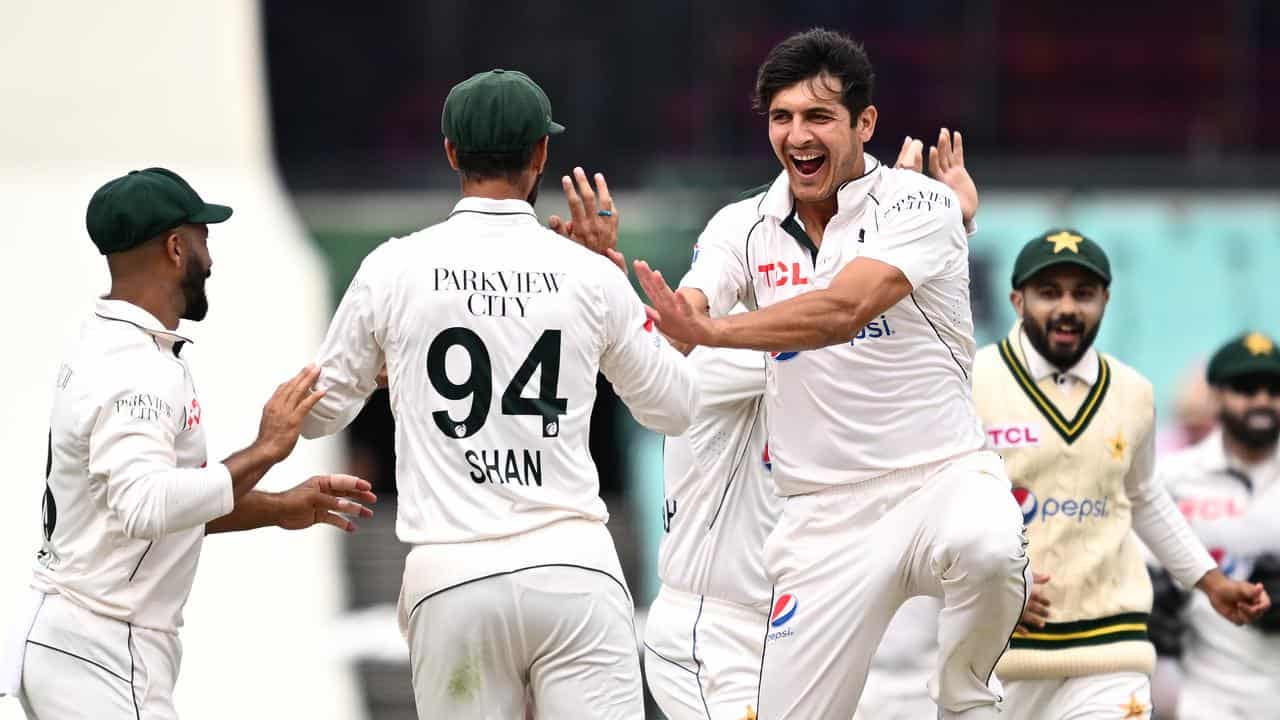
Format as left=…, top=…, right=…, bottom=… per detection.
left=180, top=258, right=211, bottom=322
left=1220, top=406, right=1280, bottom=450
left=1022, top=312, right=1100, bottom=371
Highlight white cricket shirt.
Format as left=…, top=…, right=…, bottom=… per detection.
left=679, top=155, right=985, bottom=495
left=1157, top=432, right=1280, bottom=702
left=656, top=344, right=778, bottom=608
left=30, top=299, right=234, bottom=633
left=303, top=197, right=697, bottom=608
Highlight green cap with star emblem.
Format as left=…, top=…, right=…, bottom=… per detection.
left=442, top=69, right=565, bottom=154
left=1011, top=229, right=1112, bottom=289
left=1207, top=332, right=1280, bottom=385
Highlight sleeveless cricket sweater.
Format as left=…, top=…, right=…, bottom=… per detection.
left=975, top=328, right=1156, bottom=680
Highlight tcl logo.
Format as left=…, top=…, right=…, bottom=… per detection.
left=1177, top=497, right=1243, bottom=522
left=757, top=262, right=809, bottom=288
left=985, top=424, right=1042, bottom=449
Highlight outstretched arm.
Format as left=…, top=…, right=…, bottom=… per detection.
left=635, top=256, right=910, bottom=352
left=207, top=474, right=376, bottom=534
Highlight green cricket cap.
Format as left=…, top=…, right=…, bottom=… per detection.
left=441, top=69, right=565, bottom=154
left=1207, top=332, right=1280, bottom=385
left=1011, top=229, right=1112, bottom=289
left=86, top=168, right=232, bottom=255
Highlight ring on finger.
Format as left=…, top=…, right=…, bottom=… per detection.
left=597, top=209, right=614, bottom=217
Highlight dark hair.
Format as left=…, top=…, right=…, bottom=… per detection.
left=753, top=28, right=875, bottom=123
left=455, top=143, right=538, bottom=184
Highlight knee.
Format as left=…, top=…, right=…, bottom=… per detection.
left=938, top=506, right=1026, bottom=584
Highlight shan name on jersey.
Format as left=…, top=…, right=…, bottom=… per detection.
left=433, top=266, right=567, bottom=319
left=465, top=448, right=544, bottom=487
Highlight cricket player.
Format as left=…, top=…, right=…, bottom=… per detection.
left=299, top=69, right=697, bottom=720
left=2, top=167, right=375, bottom=719
left=973, top=233, right=1270, bottom=718
left=643, top=131, right=979, bottom=720
left=634, top=29, right=1031, bottom=719
left=1150, top=332, right=1280, bottom=719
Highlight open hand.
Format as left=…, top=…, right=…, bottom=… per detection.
left=255, top=365, right=326, bottom=464
left=634, top=261, right=714, bottom=349
left=928, top=128, right=977, bottom=226
left=275, top=474, right=377, bottom=532
left=548, top=167, right=626, bottom=274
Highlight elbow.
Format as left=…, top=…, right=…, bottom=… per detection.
left=655, top=382, right=699, bottom=436
left=116, top=503, right=167, bottom=541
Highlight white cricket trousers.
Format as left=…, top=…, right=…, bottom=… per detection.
left=18, top=593, right=180, bottom=720
left=406, top=564, right=644, bottom=720
left=757, top=451, right=1030, bottom=720
left=644, top=584, right=766, bottom=720
left=1002, top=672, right=1150, bottom=719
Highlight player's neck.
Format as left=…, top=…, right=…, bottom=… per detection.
left=104, top=281, right=182, bottom=330
left=794, top=197, right=837, bottom=248
left=460, top=178, right=533, bottom=204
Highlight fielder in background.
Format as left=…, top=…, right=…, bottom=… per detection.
left=1150, top=332, right=1280, bottom=719
left=2, top=168, right=375, bottom=719
left=300, top=69, right=697, bottom=720
left=973, top=231, right=1270, bottom=719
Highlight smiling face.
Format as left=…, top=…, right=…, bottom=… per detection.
left=1011, top=264, right=1110, bottom=371
left=766, top=73, right=875, bottom=205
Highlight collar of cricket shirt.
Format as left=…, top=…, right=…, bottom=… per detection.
left=94, top=297, right=193, bottom=344
left=759, top=153, right=883, bottom=222
left=448, top=196, right=538, bottom=221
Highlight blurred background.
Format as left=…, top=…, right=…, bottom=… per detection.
left=2, top=1, right=1278, bottom=718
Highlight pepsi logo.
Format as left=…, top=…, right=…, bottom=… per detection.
left=1012, top=487, right=1038, bottom=525
left=770, top=593, right=798, bottom=628
left=770, top=351, right=800, bottom=362
left=762, top=443, right=772, bottom=472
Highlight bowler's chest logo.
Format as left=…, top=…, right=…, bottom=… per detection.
left=756, top=261, right=809, bottom=289
left=985, top=423, right=1042, bottom=449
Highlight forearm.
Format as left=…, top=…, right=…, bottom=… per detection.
left=206, top=490, right=283, bottom=534
left=1133, top=483, right=1217, bottom=589
left=221, top=443, right=279, bottom=502
left=705, top=289, right=865, bottom=351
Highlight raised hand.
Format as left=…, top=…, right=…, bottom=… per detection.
left=275, top=474, right=377, bottom=532
left=255, top=365, right=326, bottom=464
left=1015, top=572, right=1052, bottom=634
left=894, top=135, right=924, bottom=173
left=634, top=260, right=714, bottom=349
left=927, top=128, right=977, bottom=226
left=549, top=167, right=626, bottom=274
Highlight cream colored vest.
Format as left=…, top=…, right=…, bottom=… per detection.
left=976, top=328, right=1156, bottom=680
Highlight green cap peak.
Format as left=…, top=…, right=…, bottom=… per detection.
left=442, top=69, right=564, bottom=154
left=1011, top=229, right=1112, bottom=289
left=86, top=168, right=232, bottom=255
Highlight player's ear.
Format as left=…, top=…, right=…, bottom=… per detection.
left=1009, top=289, right=1025, bottom=317
left=856, top=105, right=877, bottom=143
left=163, top=230, right=184, bottom=269
left=530, top=137, right=549, bottom=176
left=443, top=138, right=461, bottom=171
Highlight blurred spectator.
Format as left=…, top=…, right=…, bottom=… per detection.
left=1157, top=361, right=1218, bottom=455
